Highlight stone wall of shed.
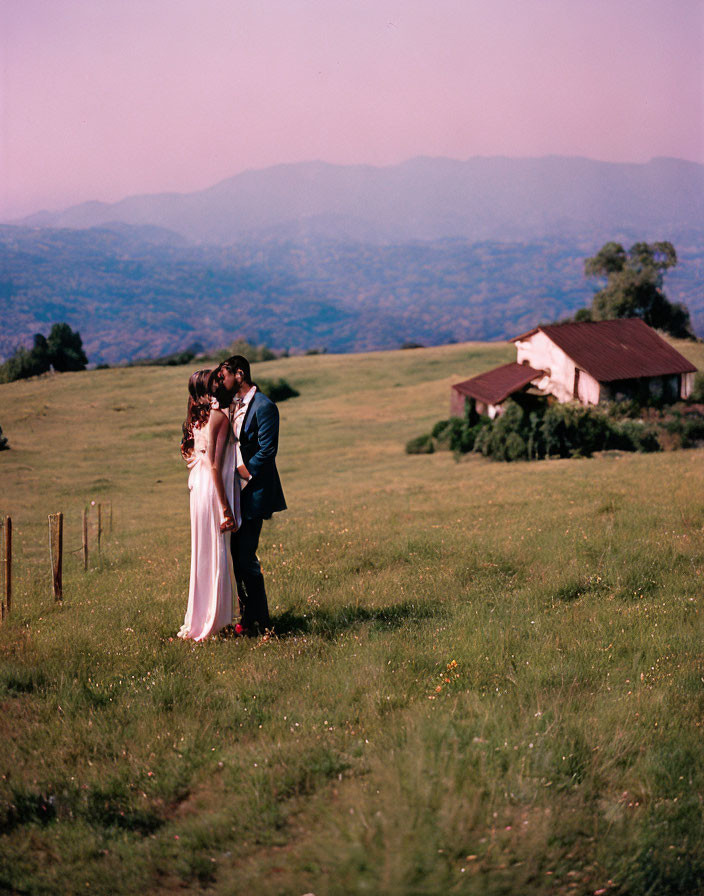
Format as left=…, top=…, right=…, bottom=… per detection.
left=450, top=389, right=468, bottom=417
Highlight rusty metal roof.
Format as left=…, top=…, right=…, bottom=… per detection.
left=453, top=362, right=544, bottom=406
left=512, top=318, right=697, bottom=382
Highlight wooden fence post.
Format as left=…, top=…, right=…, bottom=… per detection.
left=49, top=513, right=63, bottom=601
left=97, top=503, right=102, bottom=556
left=82, top=508, right=88, bottom=571
left=2, top=517, right=10, bottom=619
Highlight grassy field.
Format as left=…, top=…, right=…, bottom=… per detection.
left=0, top=340, right=703, bottom=896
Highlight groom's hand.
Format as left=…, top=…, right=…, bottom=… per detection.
left=237, top=463, right=251, bottom=487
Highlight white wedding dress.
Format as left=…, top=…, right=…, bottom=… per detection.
left=178, top=410, right=240, bottom=641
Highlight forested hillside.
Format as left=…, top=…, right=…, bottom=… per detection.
left=2, top=225, right=702, bottom=364
left=4, top=155, right=703, bottom=364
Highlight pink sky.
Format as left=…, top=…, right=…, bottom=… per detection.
left=1, top=0, right=703, bottom=218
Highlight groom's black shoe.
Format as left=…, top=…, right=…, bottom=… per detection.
left=241, top=573, right=271, bottom=632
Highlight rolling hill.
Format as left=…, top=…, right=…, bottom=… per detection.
left=3, top=156, right=703, bottom=363
left=1, top=343, right=703, bottom=893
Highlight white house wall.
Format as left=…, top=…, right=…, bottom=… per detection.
left=449, top=393, right=503, bottom=418
left=576, top=369, right=600, bottom=405
left=514, top=332, right=600, bottom=405
left=682, top=372, right=695, bottom=399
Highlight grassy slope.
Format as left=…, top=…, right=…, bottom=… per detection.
left=0, top=340, right=703, bottom=896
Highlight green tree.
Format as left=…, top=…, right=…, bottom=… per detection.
left=29, top=333, right=50, bottom=372
left=0, top=324, right=88, bottom=383
left=0, top=334, right=49, bottom=382
left=582, top=240, right=693, bottom=338
left=46, top=323, right=88, bottom=371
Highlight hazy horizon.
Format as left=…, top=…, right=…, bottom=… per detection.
left=2, top=0, right=702, bottom=220
left=7, top=151, right=704, bottom=224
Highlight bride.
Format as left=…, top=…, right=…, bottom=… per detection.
left=178, top=368, right=240, bottom=641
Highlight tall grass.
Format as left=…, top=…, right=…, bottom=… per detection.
left=0, top=340, right=703, bottom=895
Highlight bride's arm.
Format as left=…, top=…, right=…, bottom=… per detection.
left=207, top=410, right=235, bottom=528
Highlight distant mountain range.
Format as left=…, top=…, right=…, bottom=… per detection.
left=14, top=155, right=704, bottom=245
left=2, top=156, right=703, bottom=364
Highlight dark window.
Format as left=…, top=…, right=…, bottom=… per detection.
left=573, top=368, right=581, bottom=399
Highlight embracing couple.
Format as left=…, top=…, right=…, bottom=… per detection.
left=177, top=354, right=286, bottom=641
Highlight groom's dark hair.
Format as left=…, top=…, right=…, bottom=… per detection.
left=223, top=355, right=251, bottom=384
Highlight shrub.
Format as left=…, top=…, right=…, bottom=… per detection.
left=490, top=401, right=528, bottom=458
left=604, top=399, right=642, bottom=419
left=417, top=392, right=700, bottom=463
left=526, top=410, right=544, bottom=459
left=431, top=418, right=462, bottom=450
left=683, top=415, right=704, bottom=442
left=541, top=403, right=615, bottom=458
left=504, top=431, right=527, bottom=461
left=257, top=378, right=300, bottom=403
left=689, top=371, right=704, bottom=403
left=647, top=405, right=704, bottom=450
left=472, top=425, right=492, bottom=457
left=470, top=398, right=661, bottom=461
left=0, top=424, right=8, bottom=451
left=470, top=400, right=532, bottom=460
left=453, top=420, right=485, bottom=454
left=418, top=417, right=486, bottom=456
left=431, top=419, right=454, bottom=440
left=614, top=420, right=661, bottom=453
left=405, top=433, right=435, bottom=454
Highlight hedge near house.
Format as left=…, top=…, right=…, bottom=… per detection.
left=407, top=396, right=704, bottom=462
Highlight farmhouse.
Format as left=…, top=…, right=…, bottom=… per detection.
left=451, top=318, right=697, bottom=418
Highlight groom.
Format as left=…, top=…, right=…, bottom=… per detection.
left=216, top=354, right=287, bottom=634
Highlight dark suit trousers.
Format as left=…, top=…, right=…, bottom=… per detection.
left=230, top=517, right=270, bottom=630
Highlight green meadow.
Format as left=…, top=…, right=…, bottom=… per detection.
left=1, top=340, right=703, bottom=896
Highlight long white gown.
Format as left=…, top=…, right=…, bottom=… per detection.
left=178, top=410, right=240, bottom=641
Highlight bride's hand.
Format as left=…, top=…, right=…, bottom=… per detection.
left=220, top=506, right=237, bottom=532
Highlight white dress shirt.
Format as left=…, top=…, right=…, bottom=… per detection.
left=233, top=385, right=257, bottom=484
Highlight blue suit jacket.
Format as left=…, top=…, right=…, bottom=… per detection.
left=238, top=389, right=287, bottom=520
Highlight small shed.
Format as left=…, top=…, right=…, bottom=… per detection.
left=451, top=362, right=544, bottom=419
left=451, top=318, right=698, bottom=419
left=512, top=318, right=697, bottom=405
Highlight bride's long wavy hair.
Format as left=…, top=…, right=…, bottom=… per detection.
left=180, top=368, right=213, bottom=458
